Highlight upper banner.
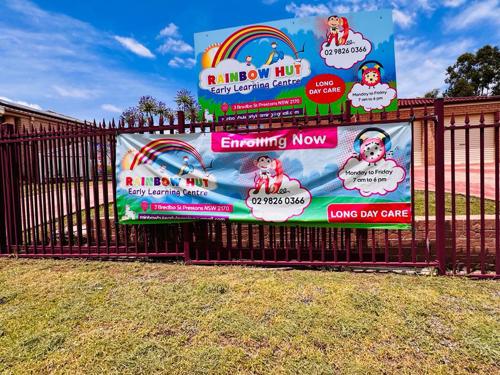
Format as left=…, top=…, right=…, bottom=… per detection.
left=194, top=9, right=397, bottom=120
left=116, top=122, right=411, bottom=229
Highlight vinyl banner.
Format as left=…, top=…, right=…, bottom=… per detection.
left=194, top=9, right=397, bottom=119
left=116, top=122, right=412, bottom=229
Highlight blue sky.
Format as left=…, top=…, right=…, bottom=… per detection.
left=0, top=0, right=499, bottom=121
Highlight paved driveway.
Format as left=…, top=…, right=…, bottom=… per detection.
left=414, top=163, right=498, bottom=200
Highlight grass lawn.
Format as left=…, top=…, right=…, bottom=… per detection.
left=413, top=191, right=497, bottom=217
left=0, top=259, right=498, bottom=374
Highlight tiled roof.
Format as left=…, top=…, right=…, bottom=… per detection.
left=398, top=96, right=500, bottom=108
left=0, top=98, right=85, bottom=123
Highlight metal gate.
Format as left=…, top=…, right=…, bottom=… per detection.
left=0, top=99, right=498, bottom=277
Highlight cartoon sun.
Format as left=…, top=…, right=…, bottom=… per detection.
left=201, top=44, right=220, bottom=69
left=121, top=149, right=137, bottom=170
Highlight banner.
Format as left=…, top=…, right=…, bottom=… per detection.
left=194, top=9, right=397, bottom=119
left=116, top=123, right=412, bottom=229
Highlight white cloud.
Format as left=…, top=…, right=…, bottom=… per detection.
left=320, top=30, right=372, bottom=69
left=157, top=24, right=193, bottom=56
left=348, top=83, right=397, bottom=111
left=0, top=0, right=178, bottom=121
left=446, top=0, right=500, bottom=30
left=339, top=157, right=406, bottom=197
left=158, top=37, right=193, bottom=54
left=246, top=175, right=311, bottom=222
left=442, top=0, right=466, bottom=7
left=332, top=5, right=352, bottom=14
left=101, top=104, right=122, bottom=113
left=284, top=0, right=442, bottom=19
left=114, top=36, right=155, bottom=58
left=284, top=1, right=384, bottom=17
left=285, top=2, right=331, bottom=17
left=168, top=57, right=196, bottom=68
left=392, top=9, right=414, bottom=28
left=395, top=37, right=474, bottom=97
left=53, top=85, right=97, bottom=99
left=0, top=96, right=42, bottom=110
left=158, top=22, right=179, bottom=37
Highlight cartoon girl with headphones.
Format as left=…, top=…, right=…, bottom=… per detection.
left=357, top=61, right=384, bottom=87
left=353, top=127, right=393, bottom=166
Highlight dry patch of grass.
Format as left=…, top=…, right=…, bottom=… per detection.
left=0, top=259, right=498, bottom=374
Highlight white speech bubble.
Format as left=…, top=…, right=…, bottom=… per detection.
left=338, top=157, right=406, bottom=197
left=246, top=174, right=311, bottom=222
left=348, top=82, right=397, bottom=111
left=199, top=56, right=311, bottom=95
left=320, top=31, right=372, bottom=69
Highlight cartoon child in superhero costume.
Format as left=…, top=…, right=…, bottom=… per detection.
left=253, top=155, right=284, bottom=194
left=325, top=15, right=349, bottom=47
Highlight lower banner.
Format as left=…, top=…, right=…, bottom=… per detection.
left=116, top=122, right=412, bottom=228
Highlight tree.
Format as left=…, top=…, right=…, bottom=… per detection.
left=424, top=88, right=440, bottom=98
left=174, top=89, right=200, bottom=122
left=155, top=101, right=174, bottom=123
left=137, top=96, right=158, bottom=118
left=121, top=96, right=174, bottom=123
left=444, top=45, right=500, bottom=97
left=120, top=92, right=201, bottom=124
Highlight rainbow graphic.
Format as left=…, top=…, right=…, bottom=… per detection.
left=129, top=138, right=206, bottom=171
left=211, top=25, right=300, bottom=67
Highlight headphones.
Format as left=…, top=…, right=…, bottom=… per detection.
left=357, top=60, right=384, bottom=81
left=353, top=127, right=392, bottom=153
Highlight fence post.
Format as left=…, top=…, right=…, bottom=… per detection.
left=177, top=111, right=192, bottom=263
left=0, top=125, right=6, bottom=253
left=0, top=123, right=22, bottom=255
left=434, top=98, right=446, bottom=274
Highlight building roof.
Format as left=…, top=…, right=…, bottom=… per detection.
left=398, top=95, right=500, bottom=108
left=0, top=98, right=85, bottom=124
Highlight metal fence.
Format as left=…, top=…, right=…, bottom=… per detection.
left=0, top=99, right=498, bottom=278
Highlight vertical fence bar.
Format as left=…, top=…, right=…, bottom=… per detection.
left=62, top=125, right=73, bottom=253
left=110, top=122, right=120, bottom=254
left=479, top=113, right=486, bottom=274
left=410, top=113, right=417, bottom=263
left=99, top=124, right=111, bottom=254
left=1, top=126, right=13, bottom=254
left=465, top=115, right=471, bottom=273
left=434, top=98, right=446, bottom=275
left=178, top=111, right=191, bottom=263
left=450, top=114, right=456, bottom=274
left=71, top=131, right=83, bottom=253
left=423, top=107, right=430, bottom=262
left=47, top=129, right=57, bottom=253
left=16, top=128, right=28, bottom=254
left=38, top=129, right=48, bottom=253
left=494, top=111, right=499, bottom=276
left=91, top=123, right=101, bottom=254
left=81, top=131, right=92, bottom=252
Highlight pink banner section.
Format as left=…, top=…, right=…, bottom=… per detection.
left=212, top=127, right=338, bottom=153
left=327, top=203, right=411, bottom=224
left=231, top=97, right=302, bottom=111
left=150, top=203, right=233, bottom=213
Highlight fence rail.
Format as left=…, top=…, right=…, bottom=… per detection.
left=0, top=99, right=498, bottom=277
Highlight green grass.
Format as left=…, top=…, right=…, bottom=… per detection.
left=414, top=191, right=497, bottom=217
left=0, top=259, right=498, bottom=374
